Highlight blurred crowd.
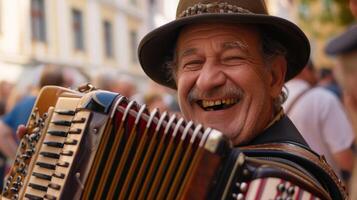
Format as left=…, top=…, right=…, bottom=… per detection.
left=0, top=0, right=356, bottom=197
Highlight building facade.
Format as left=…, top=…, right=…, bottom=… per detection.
left=0, top=0, right=161, bottom=87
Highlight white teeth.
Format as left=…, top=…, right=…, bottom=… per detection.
left=201, top=98, right=238, bottom=108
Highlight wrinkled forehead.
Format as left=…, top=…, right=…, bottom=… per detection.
left=177, top=23, right=261, bottom=48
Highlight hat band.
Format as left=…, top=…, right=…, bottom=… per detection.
left=178, top=2, right=253, bottom=18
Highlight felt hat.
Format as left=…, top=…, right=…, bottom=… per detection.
left=138, top=0, right=311, bottom=89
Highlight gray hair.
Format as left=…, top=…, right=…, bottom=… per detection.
left=164, top=27, right=288, bottom=112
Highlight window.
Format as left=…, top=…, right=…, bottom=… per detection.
left=31, top=0, right=47, bottom=42
left=129, top=30, right=138, bottom=63
left=103, top=20, right=114, bottom=58
left=72, top=9, right=85, bottom=51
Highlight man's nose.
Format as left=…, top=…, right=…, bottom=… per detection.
left=196, top=61, right=227, bottom=91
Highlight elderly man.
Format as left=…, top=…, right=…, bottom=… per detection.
left=138, top=0, right=346, bottom=199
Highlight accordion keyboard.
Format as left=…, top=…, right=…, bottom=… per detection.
left=23, top=96, right=89, bottom=200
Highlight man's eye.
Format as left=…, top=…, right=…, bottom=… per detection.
left=222, top=56, right=244, bottom=64
left=224, top=56, right=242, bottom=61
left=183, top=60, right=203, bottom=69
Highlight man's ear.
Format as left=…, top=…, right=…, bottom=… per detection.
left=269, top=55, right=287, bottom=98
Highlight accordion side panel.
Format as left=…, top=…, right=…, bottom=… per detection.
left=79, top=113, right=116, bottom=200
left=81, top=99, right=127, bottom=200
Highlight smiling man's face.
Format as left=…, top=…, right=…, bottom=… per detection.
left=175, top=23, right=286, bottom=145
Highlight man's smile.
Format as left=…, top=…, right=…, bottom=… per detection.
left=196, top=98, right=240, bottom=111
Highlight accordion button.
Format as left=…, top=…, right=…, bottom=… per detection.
left=287, top=186, right=295, bottom=195
left=236, top=193, right=244, bottom=200
left=277, top=183, right=286, bottom=192
left=240, top=182, right=248, bottom=192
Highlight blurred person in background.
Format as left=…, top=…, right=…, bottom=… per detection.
left=0, top=64, right=71, bottom=188
left=146, top=81, right=180, bottom=113
left=326, top=24, right=357, bottom=199
left=318, top=68, right=343, bottom=99
left=283, top=60, right=355, bottom=183
left=94, top=72, right=137, bottom=99
left=144, top=93, right=170, bottom=112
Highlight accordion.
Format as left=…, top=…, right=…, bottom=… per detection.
left=1, top=85, right=344, bottom=200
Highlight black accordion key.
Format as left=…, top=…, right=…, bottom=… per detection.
left=36, top=162, right=56, bottom=170
left=25, top=193, right=43, bottom=200
left=44, top=141, right=64, bottom=148
left=32, top=172, right=52, bottom=181
left=47, top=130, right=68, bottom=137
left=55, top=110, right=76, bottom=116
left=40, top=152, right=60, bottom=159
left=29, top=183, right=48, bottom=192
left=52, top=120, right=72, bottom=126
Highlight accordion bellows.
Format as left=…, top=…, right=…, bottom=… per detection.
left=1, top=85, right=333, bottom=200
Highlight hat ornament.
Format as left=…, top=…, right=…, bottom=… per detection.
left=178, top=2, right=253, bottom=18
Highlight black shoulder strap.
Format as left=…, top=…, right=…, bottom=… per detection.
left=240, top=142, right=348, bottom=200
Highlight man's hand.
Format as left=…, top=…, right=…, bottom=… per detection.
left=16, top=124, right=27, bottom=140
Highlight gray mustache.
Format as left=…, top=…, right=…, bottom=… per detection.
left=187, top=86, right=244, bottom=102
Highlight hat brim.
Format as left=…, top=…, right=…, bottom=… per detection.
left=139, top=13, right=310, bottom=89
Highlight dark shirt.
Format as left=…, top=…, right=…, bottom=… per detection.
left=250, top=115, right=308, bottom=147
